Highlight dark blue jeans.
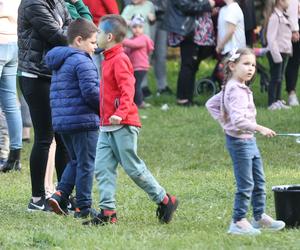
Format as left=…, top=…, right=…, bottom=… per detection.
left=58, top=130, right=98, bottom=209
left=267, top=52, right=289, bottom=105
left=226, top=135, right=266, bottom=222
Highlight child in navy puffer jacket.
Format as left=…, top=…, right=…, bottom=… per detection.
left=45, top=18, right=100, bottom=218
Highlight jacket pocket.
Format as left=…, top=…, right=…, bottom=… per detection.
left=114, top=97, right=120, bottom=109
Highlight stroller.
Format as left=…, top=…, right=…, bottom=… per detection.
left=194, top=48, right=270, bottom=100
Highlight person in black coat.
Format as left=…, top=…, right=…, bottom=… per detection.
left=162, top=0, right=216, bottom=106
left=18, top=0, right=72, bottom=211
left=237, top=0, right=256, bottom=47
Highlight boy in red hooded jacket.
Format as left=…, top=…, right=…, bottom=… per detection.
left=84, top=14, right=178, bottom=226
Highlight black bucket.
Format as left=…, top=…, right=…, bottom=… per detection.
left=272, top=185, right=300, bottom=227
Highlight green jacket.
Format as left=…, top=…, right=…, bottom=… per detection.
left=65, top=0, right=92, bottom=21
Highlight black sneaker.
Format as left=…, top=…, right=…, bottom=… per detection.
left=48, top=191, right=69, bottom=215
left=157, top=86, right=173, bottom=96
left=156, top=194, right=178, bottom=223
left=142, top=86, right=152, bottom=99
left=82, top=209, right=117, bottom=226
left=27, top=197, right=50, bottom=212
left=74, top=207, right=97, bottom=219
left=67, top=195, right=77, bottom=212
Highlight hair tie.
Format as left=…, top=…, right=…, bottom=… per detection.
left=228, top=48, right=241, bottom=62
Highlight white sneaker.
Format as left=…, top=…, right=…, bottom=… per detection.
left=288, top=93, right=299, bottom=106
left=252, top=213, right=285, bottom=231
left=268, top=102, right=281, bottom=110
left=228, top=218, right=261, bottom=235
left=276, top=100, right=291, bottom=109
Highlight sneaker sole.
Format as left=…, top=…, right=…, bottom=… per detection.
left=161, top=199, right=179, bottom=224
left=48, top=198, right=68, bottom=216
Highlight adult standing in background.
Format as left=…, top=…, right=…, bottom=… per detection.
left=237, top=0, right=256, bottom=47
left=0, top=0, right=23, bottom=172
left=162, top=0, right=216, bottom=106
left=18, top=0, right=71, bottom=211
left=151, top=0, right=173, bottom=96
left=285, top=0, right=300, bottom=106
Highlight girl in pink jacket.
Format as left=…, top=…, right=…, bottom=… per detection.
left=123, top=15, right=154, bottom=108
left=206, top=48, right=285, bottom=235
left=265, top=0, right=292, bottom=110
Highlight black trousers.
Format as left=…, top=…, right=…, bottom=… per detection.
left=285, top=20, right=300, bottom=93
left=134, top=70, right=147, bottom=106
left=267, top=53, right=289, bottom=105
left=19, top=76, right=68, bottom=197
left=177, top=37, right=214, bottom=102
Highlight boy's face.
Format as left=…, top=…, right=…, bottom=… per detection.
left=97, top=27, right=113, bottom=49
left=131, top=25, right=143, bottom=36
left=73, top=32, right=97, bottom=56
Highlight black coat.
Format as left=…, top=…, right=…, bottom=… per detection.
left=162, top=0, right=211, bottom=36
left=18, top=0, right=72, bottom=78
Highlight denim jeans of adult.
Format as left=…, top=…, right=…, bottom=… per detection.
left=151, top=21, right=168, bottom=90
left=94, top=126, right=166, bottom=210
left=226, top=135, right=266, bottom=222
left=0, top=43, right=22, bottom=150
left=177, top=37, right=214, bottom=101
left=58, top=130, right=98, bottom=209
left=134, top=70, right=147, bottom=106
left=267, top=52, right=289, bottom=105
left=0, top=106, right=9, bottom=159
left=19, top=76, right=68, bottom=197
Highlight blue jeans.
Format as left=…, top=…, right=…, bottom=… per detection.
left=0, top=106, right=9, bottom=159
left=0, top=43, right=22, bottom=149
left=226, top=135, right=266, bottom=222
left=57, top=130, right=98, bottom=209
left=151, top=20, right=168, bottom=90
left=95, top=126, right=166, bottom=210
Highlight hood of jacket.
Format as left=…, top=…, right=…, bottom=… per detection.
left=45, top=46, right=88, bottom=70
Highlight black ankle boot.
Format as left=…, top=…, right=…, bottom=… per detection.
left=0, top=149, right=21, bottom=172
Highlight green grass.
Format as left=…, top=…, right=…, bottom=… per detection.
left=1, top=59, right=300, bottom=249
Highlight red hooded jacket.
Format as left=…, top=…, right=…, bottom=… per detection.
left=82, top=0, right=119, bottom=26
left=100, top=44, right=141, bottom=127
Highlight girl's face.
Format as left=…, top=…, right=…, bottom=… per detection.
left=132, top=0, right=145, bottom=5
left=230, top=54, right=256, bottom=83
left=131, top=25, right=143, bottom=36
left=278, top=0, right=290, bottom=10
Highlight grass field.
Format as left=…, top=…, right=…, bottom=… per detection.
left=1, top=58, right=300, bottom=250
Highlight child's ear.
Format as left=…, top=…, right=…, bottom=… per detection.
left=107, top=33, right=114, bottom=42
left=74, top=36, right=83, bottom=46
left=228, top=62, right=235, bottom=71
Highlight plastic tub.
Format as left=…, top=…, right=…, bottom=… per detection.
left=272, top=185, right=300, bottom=227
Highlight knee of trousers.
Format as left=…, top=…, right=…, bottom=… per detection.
left=236, top=185, right=254, bottom=199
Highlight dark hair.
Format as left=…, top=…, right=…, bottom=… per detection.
left=67, top=18, right=98, bottom=44
left=99, top=14, right=128, bottom=43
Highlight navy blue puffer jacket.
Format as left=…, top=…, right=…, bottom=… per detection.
left=45, top=46, right=100, bottom=132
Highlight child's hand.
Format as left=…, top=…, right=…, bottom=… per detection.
left=109, top=115, right=122, bottom=125
left=292, top=31, right=300, bottom=43
left=209, top=0, right=216, bottom=7
left=148, top=13, right=156, bottom=22
left=256, top=125, right=276, bottom=138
